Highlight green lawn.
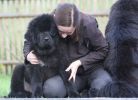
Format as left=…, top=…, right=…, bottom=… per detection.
left=0, top=74, right=11, bottom=97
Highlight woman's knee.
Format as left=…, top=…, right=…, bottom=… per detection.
left=90, top=68, right=112, bottom=90
left=43, top=75, right=66, bottom=98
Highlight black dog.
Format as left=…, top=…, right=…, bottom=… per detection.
left=98, top=0, right=138, bottom=97
left=8, top=14, right=80, bottom=98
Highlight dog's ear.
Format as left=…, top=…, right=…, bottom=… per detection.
left=25, top=17, right=40, bottom=45
left=25, top=29, right=37, bottom=45
left=25, top=29, right=31, bottom=42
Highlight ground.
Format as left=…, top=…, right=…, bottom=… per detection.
left=0, top=74, right=11, bottom=97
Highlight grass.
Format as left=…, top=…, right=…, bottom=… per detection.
left=0, top=73, right=11, bottom=97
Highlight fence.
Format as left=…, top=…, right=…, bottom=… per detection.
left=0, top=0, right=117, bottom=74
left=0, top=0, right=117, bottom=14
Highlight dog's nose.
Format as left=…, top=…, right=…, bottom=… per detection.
left=44, top=37, right=49, bottom=41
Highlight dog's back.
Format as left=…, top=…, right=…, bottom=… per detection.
left=104, top=0, right=138, bottom=81
left=98, top=0, right=138, bottom=97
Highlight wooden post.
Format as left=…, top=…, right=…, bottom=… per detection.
left=93, top=0, right=98, bottom=13
left=5, top=65, right=8, bottom=75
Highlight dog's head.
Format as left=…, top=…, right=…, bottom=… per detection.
left=25, top=14, right=59, bottom=55
left=37, top=31, right=54, bottom=49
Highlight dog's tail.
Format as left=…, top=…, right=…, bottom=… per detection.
left=98, top=81, right=138, bottom=97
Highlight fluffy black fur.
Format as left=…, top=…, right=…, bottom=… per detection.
left=8, top=14, right=80, bottom=98
left=98, top=0, right=138, bottom=97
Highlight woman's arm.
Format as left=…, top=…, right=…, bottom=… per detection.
left=79, top=19, right=108, bottom=70
left=23, top=39, right=39, bottom=64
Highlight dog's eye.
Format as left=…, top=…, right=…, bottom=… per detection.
left=50, top=32, right=56, bottom=37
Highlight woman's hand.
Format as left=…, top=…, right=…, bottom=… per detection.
left=27, top=51, right=39, bottom=64
left=65, top=60, right=82, bottom=82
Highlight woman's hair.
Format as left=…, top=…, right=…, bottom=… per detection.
left=54, top=3, right=80, bottom=27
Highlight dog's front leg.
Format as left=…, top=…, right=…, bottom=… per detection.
left=31, top=66, right=43, bottom=98
left=31, top=80, right=43, bottom=97
left=59, top=69, right=80, bottom=97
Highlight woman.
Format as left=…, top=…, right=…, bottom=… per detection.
left=23, top=3, right=112, bottom=97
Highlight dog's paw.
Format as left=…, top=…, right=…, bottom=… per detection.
left=8, top=91, right=31, bottom=98
left=80, top=89, right=89, bottom=97
left=67, top=90, right=80, bottom=97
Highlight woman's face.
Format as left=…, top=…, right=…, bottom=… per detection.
left=57, top=25, right=75, bottom=38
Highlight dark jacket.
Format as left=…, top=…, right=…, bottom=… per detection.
left=23, top=12, right=108, bottom=72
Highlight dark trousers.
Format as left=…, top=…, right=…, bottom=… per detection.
left=43, top=68, right=112, bottom=97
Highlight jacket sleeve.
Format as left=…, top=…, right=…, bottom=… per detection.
left=23, top=39, right=32, bottom=64
left=79, top=19, right=108, bottom=70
